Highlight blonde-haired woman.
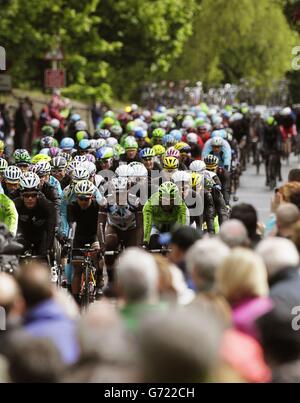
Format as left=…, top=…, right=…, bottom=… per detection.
left=216, top=248, right=273, bottom=339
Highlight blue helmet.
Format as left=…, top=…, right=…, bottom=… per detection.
left=139, top=147, right=155, bottom=159
left=133, top=127, right=147, bottom=139
left=70, top=113, right=81, bottom=122
left=162, top=134, right=176, bottom=146
left=95, top=146, right=114, bottom=160
left=78, top=139, right=91, bottom=150
left=170, top=129, right=182, bottom=142
left=60, top=137, right=75, bottom=150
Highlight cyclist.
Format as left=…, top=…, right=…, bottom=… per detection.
left=174, top=142, right=193, bottom=170
left=120, top=137, right=139, bottom=164
left=13, top=149, right=31, bottom=173
left=67, top=180, right=102, bottom=304
left=50, top=156, right=68, bottom=187
left=0, top=192, right=18, bottom=236
left=2, top=166, right=22, bottom=200
left=143, top=181, right=188, bottom=249
left=14, top=173, right=56, bottom=258
left=98, top=176, right=143, bottom=294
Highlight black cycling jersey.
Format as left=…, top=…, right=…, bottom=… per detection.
left=67, top=199, right=99, bottom=244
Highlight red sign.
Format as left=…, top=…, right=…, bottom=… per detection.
left=44, top=69, right=66, bottom=88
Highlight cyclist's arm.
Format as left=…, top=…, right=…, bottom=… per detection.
left=135, top=206, right=144, bottom=245
left=178, top=202, right=188, bottom=226
left=5, top=197, right=18, bottom=236
left=142, top=199, right=153, bottom=244
left=97, top=206, right=107, bottom=248
left=44, top=200, right=57, bottom=252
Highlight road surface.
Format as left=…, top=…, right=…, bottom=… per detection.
left=234, top=155, right=300, bottom=223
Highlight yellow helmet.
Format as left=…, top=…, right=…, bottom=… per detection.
left=174, top=142, right=191, bottom=153
left=152, top=145, right=166, bottom=156
left=31, top=154, right=51, bottom=164
left=162, top=156, right=179, bottom=170
left=0, top=140, right=4, bottom=152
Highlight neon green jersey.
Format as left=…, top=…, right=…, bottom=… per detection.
left=142, top=192, right=187, bottom=243
left=0, top=193, right=18, bottom=236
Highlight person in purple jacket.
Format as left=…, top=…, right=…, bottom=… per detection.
left=16, top=263, right=79, bottom=364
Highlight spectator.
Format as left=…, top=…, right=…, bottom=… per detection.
left=256, top=237, right=300, bottom=309
left=218, top=219, right=250, bottom=248
left=288, top=168, right=300, bottom=183
left=137, top=306, right=223, bottom=383
left=257, top=305, right=300, bottom=383
left=16, top=263, right=79, bottom=364
left=7, top=336, right=64, bottom=383
left=186, top=238, right=231, bottom=323
left=116, top=248, right=165, bottom=331
left=216, top=248, right=272, bottom=338
left=230, top=204, right=261, bottom=247
left=276, top=203, right=300, bottom=239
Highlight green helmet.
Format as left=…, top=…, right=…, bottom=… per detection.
left=14, top=149, right=31, bottom=164
left=0, top=158, right=8, bottom=172
left=41, top=125, right=55, bottom=137
left=266, top=116, right=275, bottom=126
left=159, top=181, right=179, bottom=200
left=124, top=137, right=138, bottom=150
left=152, top=128, right=166, bottom=139
left=126, top=121, right=136, bottom=133
left=152, top=145, right=166, bottom=156
left=114, top=144, right=125, bottom=157
left=195, top=118, right=205, bottom=128
left=76, top=130, right=88, bottom=142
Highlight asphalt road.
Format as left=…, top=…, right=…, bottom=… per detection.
left=234, top=155, right=300, bottom=223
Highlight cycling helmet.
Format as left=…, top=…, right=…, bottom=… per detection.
left=162, top=156, right=179, bottom=170
left=40, top=136, right=55, bottom=149
left=36, top=161, right=51, bottom=176
left=128, top=162, right=148, bottom=178
left=76, top=130, right=88, bottom=142
left=85, top=153, right=96, bottom=163
left=124, top=137, right=138, bottom=150
left=78, top=139, right=90, bottom=150
left=4, top=166, right=22, bottom=183
left=165, top=147, right=180, bottom=159
left=189, top=160, right=206, bottom=173
left=31, top=154, right=51, bottom=164
left=204, top=155, right=219, bottom=170
left=83, top=161, right=97, bottom=176
left=211, top=129, right=227, bottom=139
left=104, top=110, right=115, bottom=119
left=0, top=158, right=8, bottom=172
left=162, top=134, right=177, bottom=147
left=96, top=129, right=111, bottom=139
left=265, top=116, right=275, bottom=126
left=50, top=118, right=60, bottom=129
left=74, top=180, right=95, bottom=196
left=170, top=129, right=182, bottom=142
left=95, top=139, right=107, bottom=149
left=96, top=146, right=114, bottom=160
left=70, top=113, right=81, bottom=122
left=139, top=148, right=155, bottom=159
left=75, top=120, right=87, bottom=131
left=174, top=142, right=191, bottom=153
left=115, top=165, right=134, bottom=178
left=152, top=128, right=166, bottom=139
left=159, top=181, right=179, bottom=200
left=110, top=125, right=123, bottom=138
left=66, top=160, right=81, bottom=175
left=20, top=172, right=40, bottom=191
left=60, top=152, right=73, bottom=164
left=186, top=132, right=199, bottom=144
left=41, top=125, right=55, bottom=137
left=39, top=148, right=51, bottom=156
left=211, top=137, right=223, bottom=147
left=212, top=115, right=223, bottom=128
left=134, top=127, right=147, bottom=139
left=191, top=172, right=202, bottom=188
left=101, top=117, right=115, bottom=128
left=106, top=137, right=118, bottom=148
left=60, top=137, right=75, bottom=150
left=114, top=144, right=125, bottom=159
left=152, top=145, right=166, bottom=156
left=72, top=166, right=90, bottom=182
left=51, top=156, right=67, bottom=169
left=171, top=171, right=191, bottom=183
left=14, top=149, right=31, bottom=164
left=89, top=139, right=97, bottom=149
left=111, top=177, right=129, bottom=191
left=49, top=147, right=61, bottom=158
left=74, top=155, right=87, bottom=163
left=182, top=118, right=195, bottom=129
left=0, top=141, right=4, bottom=152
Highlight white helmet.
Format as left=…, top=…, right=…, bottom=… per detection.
left=20, top=172, right=40, bottom=190
left=0, top=158, right=8, bottom=172
left=186, top=132, right=198, bottom=144
left=4, top=166, right=22, bottom=183
left=211, top=137, right=223, bottom=147
left=75, top=120, right=87, bottom=131
left=171, top=171, right=191, bottom=183
left=74, top=180, right=95, bottom=196
left=281, top=107, right=292, bottom=116
left=115, top=164, right=134, bottom=177
left=95, top=139, right=107, bottom=149
left=71, top=166, right=90, bottom=182
left=74, top=155, right=87, bottom=163
left=36, top=161, right=51, bottom=175
left=189, top=160, right=206, bottom=173
left=111, top=177, right=128, bottom=191
left=83, top=161, right=97, bottom=176
left=106, top=137, right=118, bottom=148
left=128, top=162, right=147, bottom=178
left=50, top=118, right=60, bottom=129
left=66, top=160, right=81, bottom=175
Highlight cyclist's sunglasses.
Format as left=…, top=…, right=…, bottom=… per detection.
left=99, top=159, right=110, bottom=164
left=22, top=192, right=38, bottom=199
left=51, top=168, right=65, bottom=173
left=142, top=157, right=153, bottom=162
left=77, top=195, right=92, bottom=201
left=16, top=163, right=30, bottom=168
